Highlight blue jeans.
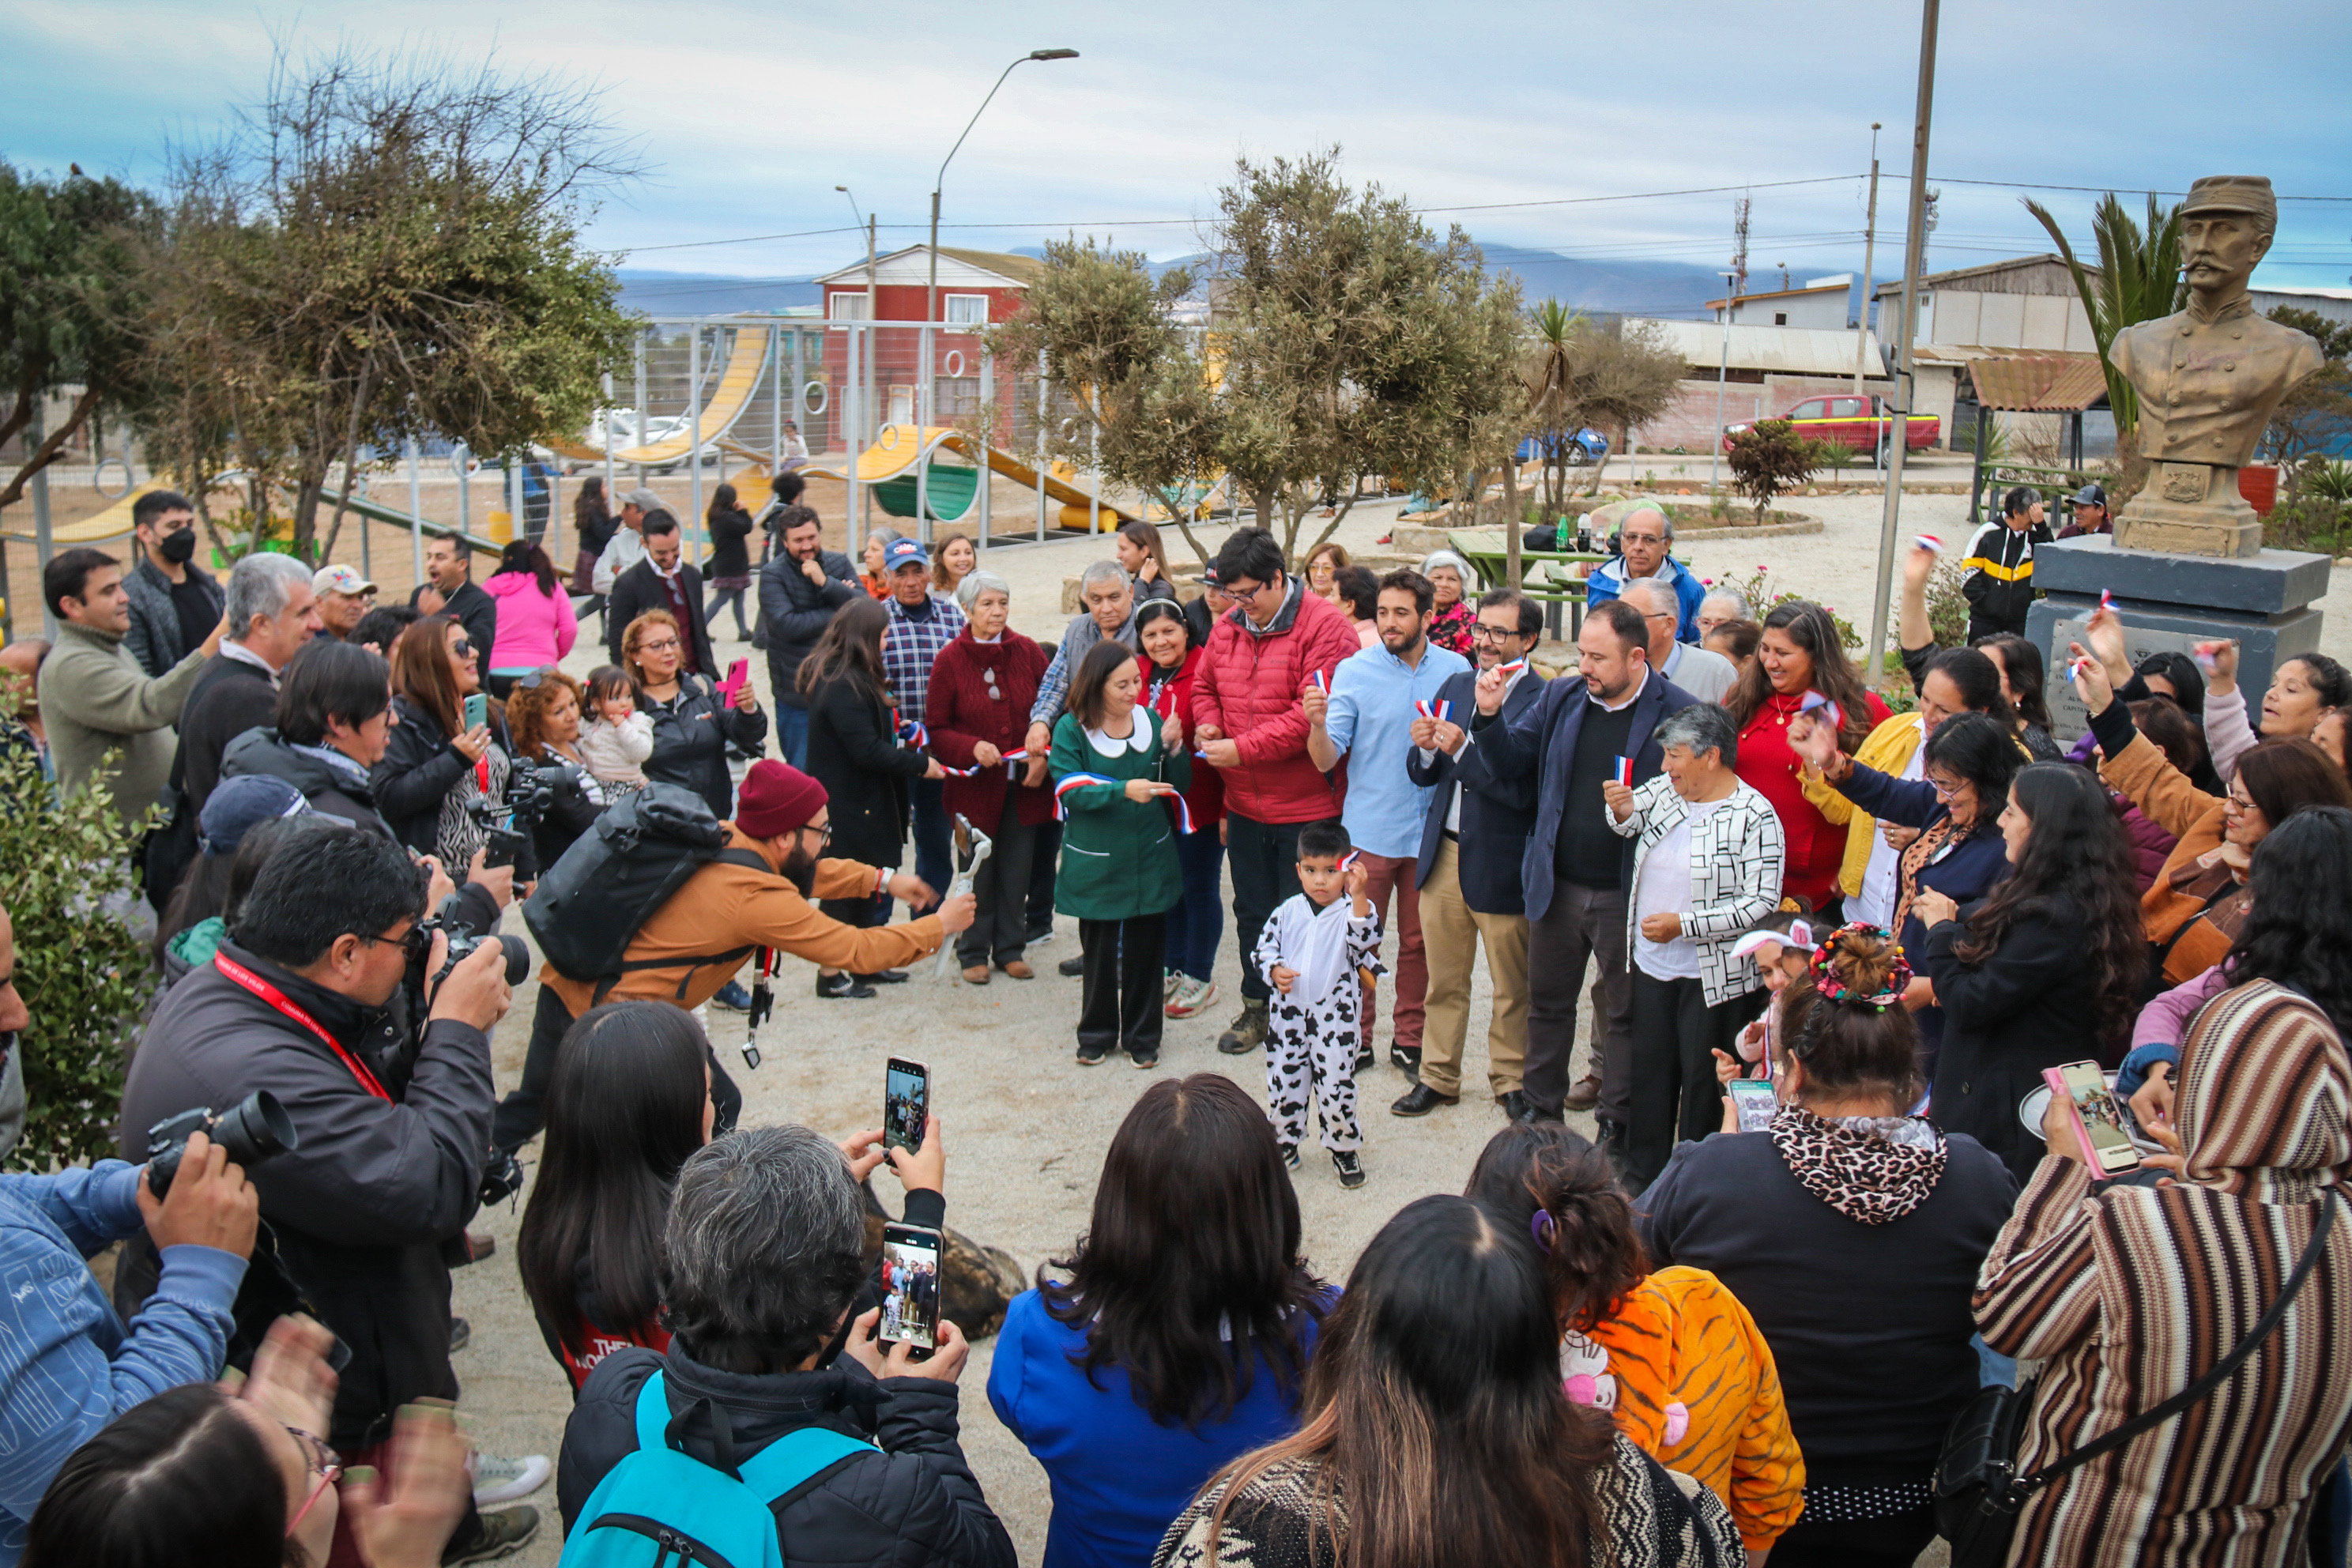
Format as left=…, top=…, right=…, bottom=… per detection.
left=910, top=777, right=950, bottom=915
left=1163, top=827, right=1226, bottom=982
left=774, top=703, right=810, bottom=771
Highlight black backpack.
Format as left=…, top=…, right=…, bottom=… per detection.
left=523, top=783, right=763, bottom=994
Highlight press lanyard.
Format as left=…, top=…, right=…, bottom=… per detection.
left=212, top=953, right=392, bottom=1102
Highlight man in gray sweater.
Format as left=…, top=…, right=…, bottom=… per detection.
left=36, top=548, right=223, bottom=824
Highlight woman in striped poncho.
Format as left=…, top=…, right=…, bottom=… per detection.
left=1976, top=805, right=2352, bottom=1567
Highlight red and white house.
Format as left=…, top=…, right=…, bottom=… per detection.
left=812, top=247, right=1041, bottom=432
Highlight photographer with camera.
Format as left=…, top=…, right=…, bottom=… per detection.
left=0, top=1124, right=258, bottom=1565
left=117, top=824, right=541, bottom=1562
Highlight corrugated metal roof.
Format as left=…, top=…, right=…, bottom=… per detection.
left=1632, top=318, right=1884, bottom=376
left=1966, top=354, right=2110, bottom=412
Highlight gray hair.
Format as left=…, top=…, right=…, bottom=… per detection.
left=622, top=487, right=665, bottom=514
left=1419, top=549, right=1472, bottom=582
left=1701, top=588, right=1750, bottom=619
left=1621, top=504, right=1674, bottom=543
left=1655, top=702, right=1738, bottom=767
left=865, top=527, right=903, bottom=550
left=658, top=1126, right=867, bottom=1374
left=1080, top=559, right=1132, bottom=594
left=956, top=568, right=1010, bottom=612
left=1619, top=577, right=1674, bottom=620
left=225, top=552, right=311, bottom=636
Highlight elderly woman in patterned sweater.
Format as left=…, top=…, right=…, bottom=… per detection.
left=1603, top=702, right=1785, bottom=1193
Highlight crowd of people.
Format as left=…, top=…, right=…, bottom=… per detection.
left=6, top=475, right=2352, bottom=1568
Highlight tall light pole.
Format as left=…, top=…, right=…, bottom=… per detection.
left=1707, top=270, right=1740, bottom=496
left=1861, top=0, right=1941, bottom=685
left=836, top=185, right=876, bottom=323
left=925, top=47, right=1078, bottom=448
left=1854, top=122, right=1883, bottom=396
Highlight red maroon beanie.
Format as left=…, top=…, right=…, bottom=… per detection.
left=734, top=760, right=828, bottom=839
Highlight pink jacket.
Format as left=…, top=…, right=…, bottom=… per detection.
left=1190, top=580, right=1359, bottom=824
left=483, top=570, right=579, bottom=671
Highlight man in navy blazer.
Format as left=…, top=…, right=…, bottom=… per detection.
left=1461, top=599, right=1699, bottom=1137
left=1396, top=589, right=1546, bottom=1121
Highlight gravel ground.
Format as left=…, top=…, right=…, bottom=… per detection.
left=448, top=484, right=2344, bottom=1566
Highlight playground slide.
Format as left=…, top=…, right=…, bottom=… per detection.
left=846, top=425, right=1136, bottom=527
left=547, top=329, right=771, bottom=467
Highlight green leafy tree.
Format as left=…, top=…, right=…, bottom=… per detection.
left=2263, top=306, right=2352, bottom=481
left=1726, top=419, right=1819, bottom=521
left=0, top=698, right=155, bottom=1169
left=2023, top=192, right=2183, bottom=497
left=131, top=46, right=641, bottom=560
left=1521, top=304, right=1684, bottom=509
left=0, top=164, right=159, bottom=511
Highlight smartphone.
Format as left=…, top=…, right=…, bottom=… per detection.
left=462, top=692, right=488, bottom=731
left=1728, top=1077, right=1778, bottom=1133
left=718, top=658, right=749, bottom=701
left=878, top=1223, right=941, bottom=1351
left=2043, top=1061, right=2141, bottom=1175
left=884, top=1057, right=929, bottom=1154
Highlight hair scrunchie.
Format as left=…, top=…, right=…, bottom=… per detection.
left=1808, top=922, right=1912, bottom=1010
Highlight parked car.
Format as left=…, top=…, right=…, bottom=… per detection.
left=1517, top=428, right=1611, bottom=467
left=1721, top=394, right=1938, bottom=454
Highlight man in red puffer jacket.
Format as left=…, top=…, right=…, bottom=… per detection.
left=1191, top=527, right=1363, bottom=1054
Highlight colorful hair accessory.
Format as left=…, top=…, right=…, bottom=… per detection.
left=1529, top=1211, right=1556, bottom=1252
left=1806, top=922, right=1912, bottom=1009
left=1729, top=917, right=1817, bottom=963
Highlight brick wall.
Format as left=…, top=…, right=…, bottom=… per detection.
left=1632, top=374, right=1897, bottom=452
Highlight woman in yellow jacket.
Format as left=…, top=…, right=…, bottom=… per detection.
left=1466, top=1121, right=1804, bottom=1556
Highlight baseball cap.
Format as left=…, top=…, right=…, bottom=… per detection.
left=2071, top=483, right=2109, bottom=508
left=198, top=774, right=311, bottom=858
left=882, top=538, right=930, bottom=573
left=313, top=564, right=376, bottom=597
left=623, top=487, right=665, bottom=514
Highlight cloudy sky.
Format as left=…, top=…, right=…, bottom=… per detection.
left=11, top=0, right=2348, bottom=304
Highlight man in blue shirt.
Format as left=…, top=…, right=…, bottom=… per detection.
left=879, top=538, right=968, bottom=918
left=1305, top=567, right=1471, bottom=1080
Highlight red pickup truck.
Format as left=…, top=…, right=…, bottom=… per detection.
left=1721, top=394, right=1939, bottom=454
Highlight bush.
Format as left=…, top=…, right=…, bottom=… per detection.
left=1726, top=420, right=1820, bottom=520
left=1703, top=564, right=1863, bottom=650
left=0, top=699, right=155, bottom=1170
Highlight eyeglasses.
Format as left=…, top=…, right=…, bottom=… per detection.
left=800, top=822, right=833, bottom=845
left=2225, top=789, right=2254, bottom=812
left=1928, top=775, right=1966, bottom=799
left=1622, top=531, right=1667, bottom=547
left=284, top=1425, right=343, bottom=1536
left=637, top=637, right=682, bottom=654
left=360, top=923, right=431, bottom=961
left=1469, top=624, right=1521, bottom=643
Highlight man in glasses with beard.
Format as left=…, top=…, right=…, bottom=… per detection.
left=489, top=760, right=976, bottom=1155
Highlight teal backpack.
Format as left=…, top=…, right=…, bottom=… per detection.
left=559, top=1371, right=876, bottom=1568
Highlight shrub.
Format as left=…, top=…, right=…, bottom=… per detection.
left=0, top=696, right=155, bottom=1170
left=1726, top=420, right=1820, bottom=520
left=1705, top=564, right=1862, bottom=650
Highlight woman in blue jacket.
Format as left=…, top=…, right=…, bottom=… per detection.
left=988, top=1075, right=1329, bottom=1568
left=1791, top=709, right=2022, bottom=1069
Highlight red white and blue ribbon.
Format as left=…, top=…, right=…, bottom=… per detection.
left=1338, top=849, right=1362, bottom=873
left=1798, top=690, right=1842, bottom=728
left=999, top=747, right=1031, bottom=776
left=1613, top=756, right=1634, bottom=789
left=936, top=760, right=985, bottom=777
left=1053, top=772, right=1118, bottom=819
left=895, top=718, right=929, bottom=749
left=1494, top=658, right=1528, bottom=679
left=1414, top=698, right=1453, bottom=723
left=1914, top=533, right=1943, bottom=554
left=2099, top=589, right=2116, bottom=612
left=1166, top=791, right=1196, bottom=835
left=1307, top=669, right=1328, bottom=695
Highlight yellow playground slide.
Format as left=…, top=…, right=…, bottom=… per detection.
left=792, top=425, right=1136, bottom=531
left=547, top=329, right=772, bottom=468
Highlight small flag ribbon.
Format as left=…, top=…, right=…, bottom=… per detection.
left=1053, top=771, right=1119, bottom=819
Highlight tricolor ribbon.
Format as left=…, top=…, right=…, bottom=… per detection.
left=1613, top=756, right=1634, bottom=789
left=1307, top=669, right=1329, bottom=695
left=1167, top=791, right=1196, bottom=835
left=1414, top=698, right=1453, bottom=723
left=1798, top=690, right=1842, bottom=729
left=937, top=761, right=985, bottom=777
left=1494, top=658, right=1528, bottom=678
left=1053, top=772, right=1118, bottom=820
left=999, top=747, right=1031, bottom=777
left=1914, top=533, right=1943, bottom=554
left=895, top=718, right=929, bottom=749
left=1338, top=850, right=1362, bottom=873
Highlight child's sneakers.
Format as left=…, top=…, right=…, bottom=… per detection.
left=1166, top=976, right=1218, bottom=1018
left=1279, top=1142, right=1302, bottom=1171
left=1332, top=1150, right=1366, bottom=1189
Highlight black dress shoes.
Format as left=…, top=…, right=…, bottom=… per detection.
left=1390, top=1083, right=1459, bottom=1118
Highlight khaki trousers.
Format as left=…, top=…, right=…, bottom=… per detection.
left=1416, top=837, right=1529, bottom=1100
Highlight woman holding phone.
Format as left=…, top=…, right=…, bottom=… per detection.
left=372, top=612, right=528, bottom=880
left=624, top=608, right=765, bottom=821
left=1050, top=639, right=1189, bottom=1067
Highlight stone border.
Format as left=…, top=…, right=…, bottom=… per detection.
left=1668, top=518, right=1825, bottom=541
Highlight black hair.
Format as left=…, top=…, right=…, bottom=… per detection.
left=1212, top=526, right=1285, bottom=590
left=1920, top=710, right=2023, bottom=833
left=1298, top=819, right=1352, bottom=861
left=1069, top=636, right=1143, bottom=730
left=1042, top=1076, right=1325, bottom=1428
left=23, top=1383, right=285, bottom=1568
left=42, top=548, right=117, bottom=616
left=1377, top=568, right=1434, bottom=617
left=348, top=603, right=417, bottom=654
left=2282, top=652, right=2352, bottom=712
left=1133, top=597, right=1196, bottom=653
left=2132, top=650, right=2207, bottom=714
left=1477, top=587, right=1543, bottom=639
left=131, top=490, right=194, bottom=532
left=1975, top=633, right=2054, bottom=732
left=1333, top=564, right=1380, bottom=621
left=640, top=508, right=680, bottom=539
left=156, top=814, right=340, bottom=967
left=775, top=503, right=820, bottom=537
left=276, top=639, right=392, bottom=746
left=771, top=471, right=808, bottom=506
left=1587, top=598, right=1647, bottom=654
left=1775, top=925, right=1924, bottom=1104
left=2236, top=737, right=2352, bottom=828
left=2227, top=806, right=2352, bottom=1038
left=2130, top=698, right=2207, bottom=781
left=495, top=538, right=559, bottom=596
left=1920, top=646, right=2014, bottom=726
left=230, top=825, right=426, bottom=967
left=518, top=1003, right=713, bottom=1362
left=707, top=481, right=739, bottom=523
left=1464, top=1122, right=1645, bottom=1336
left=2002, top=484, right=2039, bottom=520
left=1954, top=763, right=2145, bottom=1051
left=1705, top=618, right=1762, bottom=662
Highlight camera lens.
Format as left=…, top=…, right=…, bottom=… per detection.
left=494, top=933, right=532, bottom=986
left=210, top=1090, right=300, bottom=1169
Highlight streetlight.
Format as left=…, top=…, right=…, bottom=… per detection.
left=926, top=49, right=1080, bottom=333
left=835, top=184, right=876, bottom=323
left=1708, top=270, right=1739, bottom=495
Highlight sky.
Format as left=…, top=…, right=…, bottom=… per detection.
left=9, top=0, right=2350, bottom=309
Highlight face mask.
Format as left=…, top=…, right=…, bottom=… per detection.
left=159, top=528, right=198, bottom=565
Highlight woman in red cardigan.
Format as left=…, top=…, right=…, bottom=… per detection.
left=1724, top=599, right=1889, bottom=913
left=1136, top=599, right=1228, bottom=1019
left=926, top=569, right=1055, bottom=981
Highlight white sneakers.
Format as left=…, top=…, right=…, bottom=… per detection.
left=1166, top=976, right=1219, bottom=1019
left=471, top=1449, right=552, bottom=1506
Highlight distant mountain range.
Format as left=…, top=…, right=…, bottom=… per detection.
left=616, top=243, right=1736, bottom=322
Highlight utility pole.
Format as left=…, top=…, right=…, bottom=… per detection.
left=1862, top=0, right=1941, bottom=686
left=1708, top=266, right=1740, bottom=496
left=1855, top=122, right=1883, bottom=394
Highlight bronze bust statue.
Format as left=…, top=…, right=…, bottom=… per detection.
left=2109, top=175, right=2324, bottom=558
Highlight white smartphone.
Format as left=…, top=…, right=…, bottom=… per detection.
left=2044, top=1061, right=2141, bottom=1176
left=1728, top=1077, right=1778, bottom=1133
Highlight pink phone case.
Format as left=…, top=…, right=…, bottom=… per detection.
left=2042, top=1066, right=2113, bottom=1167
left=718, top=659, right=749, bottom=700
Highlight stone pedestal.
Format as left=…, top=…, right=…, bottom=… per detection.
left=2027, top=534, right=2329, bottom=742
left=2111, top=462, right=2264, bottom=559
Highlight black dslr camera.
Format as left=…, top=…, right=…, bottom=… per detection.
left=145, top=1091, right=299, bottom=1197
left=409, top=891, right=533, bottom=995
